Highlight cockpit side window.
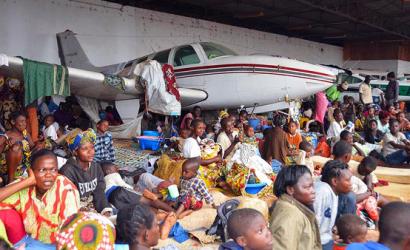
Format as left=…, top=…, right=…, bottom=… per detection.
left=152, top=50, right=171, bottom=64
left=173, top=46, right=200, bottom=67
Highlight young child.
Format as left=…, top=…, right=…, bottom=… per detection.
left=243, top=125, right=258, bottom=149
left=327, top=108, right=346, bottom=144
left=327, top=100, right=340, bottom=123
left=116, top=204, right=178, bottom=246
left=100, top=161, right=173, bottom=212
left=344, top=96, right=356, bottom=123
left=176, top=158, right=216, bottom=219
left=220, top=208, right=273, bottom=250
left=334, top=214, right=367, bottom=250
left=206, top=124, right=216, bottom=140
left=173, top=128, right=191, bottom=152
left=42, top=114, right=58, bottom=141
left=382, top=119, right=410, bottom=165
left=313, top=160, right=353, bottom=250
left=286, top=120, right=303, bottom=151
left=377, top=111, right=390, bottom=135
left=347, top=202, right=410, bottom=250
left=94, top=119, right=115, bottom=163
left=296, top=140, right=315, bottom=174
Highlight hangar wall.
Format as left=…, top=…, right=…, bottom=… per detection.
left=0, top=0, right=343, bottom=67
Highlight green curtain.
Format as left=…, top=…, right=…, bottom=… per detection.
left=22, top=58, right=70, bottom=106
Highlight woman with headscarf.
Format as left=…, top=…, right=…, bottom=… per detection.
left=180, top=106, right=202, bottom=130
left=59, top=128, right=112, bottom=216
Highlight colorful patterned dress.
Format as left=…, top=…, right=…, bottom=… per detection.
left=0, top=175, right=80, bottom=243
left=0, top=130, right=31, bottom=178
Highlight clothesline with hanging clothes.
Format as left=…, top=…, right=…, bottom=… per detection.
left=22, top=58, right=70, bottom=106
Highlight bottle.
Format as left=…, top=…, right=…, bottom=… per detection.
left=248, top=170, right=257, bottom=184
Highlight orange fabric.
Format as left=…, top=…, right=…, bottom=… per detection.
left=286, top=133, right=303, bottom=150
left=26, top=106, right=38, bottom=142
left=314, top=139, right=331, bottom=157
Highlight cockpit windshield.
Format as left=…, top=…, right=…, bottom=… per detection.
left=200, top=42, right=237, bottom=59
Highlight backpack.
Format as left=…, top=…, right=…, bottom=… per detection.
left=206, top=199, right=240, bottom=242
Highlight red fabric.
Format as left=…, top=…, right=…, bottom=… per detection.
left=162, top=64, right=180, bottom=101
left=0, top=209, right=26, bottom=244
left=180, top=194, right=203, bottom=210
left=374, top=180, right=389, bottom=187
left=333, top=243, right=347, bottom=250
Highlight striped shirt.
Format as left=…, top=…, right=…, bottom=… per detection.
left=0, top=175, right=80, bottom=243
left=94, top=132, right=115, bottom=163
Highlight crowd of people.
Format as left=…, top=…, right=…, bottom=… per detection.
left=0, top=71, right=409, bottom=250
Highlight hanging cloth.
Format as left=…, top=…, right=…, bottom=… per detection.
left=22, top=58, right=70, bottom=106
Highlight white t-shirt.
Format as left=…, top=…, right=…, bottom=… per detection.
left=217, top=131, right=239, bottom=160
left=43, top=125, right=58, bottom=141
left=313, top=181, right=338, bottom=245
left=359, top=83, right=372, bottom=104
left=351, top=175, right=369, bottom=194
left=182, top=137, right=201, bottom=158
left=382, top=132, right=408, bottom=157
left=327, top=121, right=343, bottom=139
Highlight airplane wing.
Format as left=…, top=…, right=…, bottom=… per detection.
left=0, top=55, right=207, bottom=107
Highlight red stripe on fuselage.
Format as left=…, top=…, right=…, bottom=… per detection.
left=176, top=71, right=334, bottom=84
left=174, top=63, right=335, bottom=78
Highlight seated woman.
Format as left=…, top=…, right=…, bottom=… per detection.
left=270, top=165, right=321, bottom=250
left=364, top=119, right=383, bottom=144
left=59, top=129, right=112, bottom=215
left=0, top=149, right=80, bottom=249
left=0, top=111, right=44, bottom=184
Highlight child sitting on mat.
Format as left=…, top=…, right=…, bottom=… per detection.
left=176, top=158, right=216, bottom=219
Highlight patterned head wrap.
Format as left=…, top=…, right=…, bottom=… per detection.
left=65, top=128, right=97, bottom=151
left=56, top=212, right=116, bottom=250
left=219, top=109, right=229, bottom=119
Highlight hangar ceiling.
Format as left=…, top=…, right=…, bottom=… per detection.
left=105, top=0, right=410, bottom=46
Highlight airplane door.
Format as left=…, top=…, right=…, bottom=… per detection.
left=171, top=45, right=205, bottom=88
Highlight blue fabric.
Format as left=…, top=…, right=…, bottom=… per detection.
left=105, top=185, right=120, bottom=200
left=219, top=240, right=244, bottom=250
left=385, top=149, right=410, bottom=165
left=271, top=159, right=282, bottom=174
left=338, top=191, right=357, bottom=218
left=347, top=241, right=390, bottom=250
left=14, top=235, right=55, bottom=250
left=322, top=240, right=334, bottom=250
left=94, top=132, right=116, bottom=163
left=168, top=222, right=189, bottom=243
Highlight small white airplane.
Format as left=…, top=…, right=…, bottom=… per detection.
left=1, top=30, right=336, bottom=111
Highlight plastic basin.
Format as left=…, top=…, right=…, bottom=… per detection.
left=143, top=130, right=160, bottom=137
left=137, top=136, right=163, bottom=151
left=245, top=182, right=267, bottom=195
